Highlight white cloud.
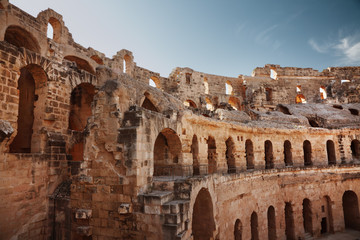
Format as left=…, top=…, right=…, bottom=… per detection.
left=256, top=24, right=278, bottom=44
left=308, top=34, right=360, bottom=65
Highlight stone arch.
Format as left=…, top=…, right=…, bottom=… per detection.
left=10, top=64, right=48, bottom=153
left=284, top=140, right=293, bottom=166
left=47, top=17, right=62, bottom=42
left=123, top=54, right=131, bottom=74
left=303, top=140, right=312, bottom=166
left=226, top=137, right=236, bottom=173
left=153, top=128, right=182, bottom=176
left=265, top=140, right=274, bottom=169
left=225, top=81, right=233, bottom=95
left=64, top=55, right=95, bottom=74
left=296, top=94, right=306, bottom=104
left=267, top=206, right=276, bottom=240
left=326, top=140, right=336, bottom=165
left=141, top=92, right=159, bottom=112
left=68, top=83, right=95, bottom=131
left=245, top=139, right=254, bottom=170
left=184, top=99, right=197, bottom=108
left=191, top=135, right=199, bottom=175
left=234, top=219, right=242, bottom=240
left=192, top=188, right=215, bottom=240
left=91, top=55, right=104, bottom=65
left=205, top=97, right=214, bottom=111
left=250, top=211, right=259, bottom=240
left=351, top=139, right=360, bottom=160
left=4, top=25, right=41, bottom=53
left=302, top=198, right=313, bottom=235
left=229, top=96, right=241, bottom=110
left=320, top=195, right=334, bottom=234
left=342, top=190, right=360, bottom=230
left=285, top=202, right=295, bottom=240
left=207, top=136, right=217, bottom=174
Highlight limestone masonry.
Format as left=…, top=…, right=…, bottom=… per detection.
left=1, top=1, right=360, bottom=239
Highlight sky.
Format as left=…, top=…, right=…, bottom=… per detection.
left=11, top=0, right=360, bottom=78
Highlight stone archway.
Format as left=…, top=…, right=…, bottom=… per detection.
left=192, top=188, right=215, bottom=240
left=342, top=190, right=360, bottom=230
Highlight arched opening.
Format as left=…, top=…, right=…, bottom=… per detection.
left=285, top=202, right=295, bottom=240
left=123, top=54, right=131, bottom=74
left=250, top=212, right=259, bottom=240
left=342, top=190, right=360, bottom=230
left=191, top=135, right=199, bottom=175
left=225, top=81, right=233, bottom=95
left=320, top=196, right=334, bottom=234
left=10, top=64, right=47, bottom=153
left=229, top=96, right=241, bottom=110
left=270, top=69, right=277, bottom=79
left=205, top=97, right=214, bottom=111
left=320, top=86, right=327, bottom=100
left=207, top=136, right=217, bottom=174
left=153, top=128, right=182, bottom=176
left=296, top=94, right=306, bottom=104
left=185, top=73, right=192, bottom=84
left=192, top=188, right=215, bottom=240
left=245, top=139, right=254, bottom=170
left=303, top=140, right=312, bottom=166
left=333, top=104, right=343, bottom=110
left=265, top=88, right=273, bottom=101
left=265, top=140, right=274, bottom=169
left=226, top=137, right=236, bottom=173
left=326, top=140, right=336, bottom=165
left=149, top=76, right=160, bottom=88
left=302, top=198, right=313, bottom=235
left=4, top=25, right=40, bottom=53
left=47, top=23, right=53, bottom=39
left=307, top=118, right=319, bottom=127
left=234, top=219, right=242, bottom=240
left=68, top=83, right=95, bottom=131
left=267, top=206, right=276, bottom=240
left=64, top=56, right=95, bottom=74
left=204, top=77, right=209, bottom=94
left=284, top=140, right=293, bottom=166
left=184, top=100, right=197, bottom=108
left=141, top=96, right=158, bottom=112
left=351, top=140, right=360, bottom=159
left=90, top=55, right=104, bottom=65
left=48, top=17, right=62, bottom=42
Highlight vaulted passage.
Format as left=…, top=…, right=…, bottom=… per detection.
left=5, top=25, right=40, bottom=53
left=153, top=128, right=182, bottom=176
left=303, top=140, right=312, bottom=166
left=226, top=137, right=236, bottom=173
left=207, top=136, right=217, bottom=174
left=234, top=219, right=242, bottom=240
left=320, top=196, right=334, bottom=234
left=285, top=202, right=295, bottom=240
left=10, top=65, right=47, bottom=153
left=326, top=140, right=336, bottom=165
left=141, top=96, right=158, bottom=112
left=245, top=139, right=254, bottom=170
left=68, top=83, right=95, bottom=131
left=267, top=206, right=276, bottom=240
left=284, top=140, right=292, bottom=166
left=192, top=188, right=215, bottom=240
left=303, top=198, right=313, bottom=235
left=265, top=140, right=274, bottom=169
left=191, top=135, right=199, bottom=175
left=342, top=190, right=360, bottom=230
left=64, top=56, right=95, bottom=74
left=351, top=140, right=360, bottom=159
left=250, top=212, right=259, bottom=240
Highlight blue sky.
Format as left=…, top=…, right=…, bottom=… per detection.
left=11, top=0, right=360, bottom=77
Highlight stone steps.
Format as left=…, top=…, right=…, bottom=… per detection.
left=303, top=232, right=314, bottom=240
left=162, top=200, right=190, bottom=238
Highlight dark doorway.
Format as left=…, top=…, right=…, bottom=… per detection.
left=303, top=198, right=313, bottom=235
left=267, top=206, right=276, bottom=240
left=342, top=190, right=360, bottom=230
left=265, top=140, right=274, bottom=169
left=234, top=219, right=242, bottom=240
left=303, top=140, right=312, bottom=166
left=251, top=212, right=259, bottom=240
left=226, top=137, right=236, bottom=173
left=321, top=217, right=327, bottom=234
left=326, top=140, right=336, bottom=165
left=245, top=139, right=254, bottom=169
left=284, top=140, right=293, bottom=166
left=285, top=202, right=295, bottom=240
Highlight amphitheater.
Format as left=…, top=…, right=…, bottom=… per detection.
left=1, top=1, right=360, bottom=239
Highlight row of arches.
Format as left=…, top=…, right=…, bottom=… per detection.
left=231, top=191, right=359, bottom=240
left=153, top=129, right=360, bottom=177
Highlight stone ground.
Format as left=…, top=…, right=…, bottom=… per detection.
left=317, top=229, right=360, bottom=240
